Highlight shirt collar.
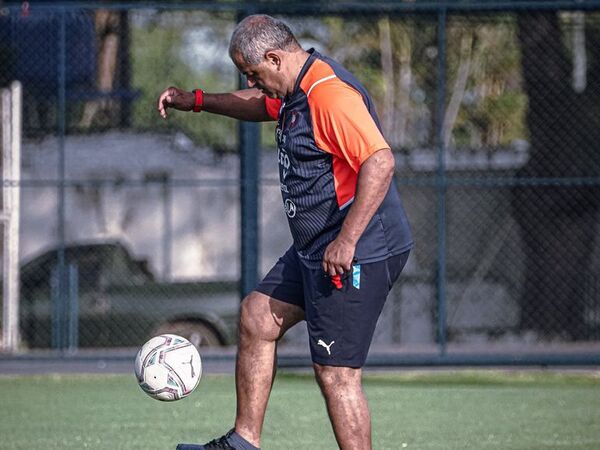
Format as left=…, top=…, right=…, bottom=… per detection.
left=287, top=48, right=318, bottom=101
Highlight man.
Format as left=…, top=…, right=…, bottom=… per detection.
left=158, top=14, right=413, bottom=450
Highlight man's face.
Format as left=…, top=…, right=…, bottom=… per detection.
left=233, top=52, right=285, bottom=98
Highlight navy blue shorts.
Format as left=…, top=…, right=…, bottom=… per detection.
left=256, top=247, right=409, bottom=368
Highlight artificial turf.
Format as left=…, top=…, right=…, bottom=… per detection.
left=1, top=371, right=599, bottom=449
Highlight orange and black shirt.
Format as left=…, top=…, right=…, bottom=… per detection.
left=265, top=49, right=413, bottom=268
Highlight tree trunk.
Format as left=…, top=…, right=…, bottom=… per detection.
left=513, top=11, right=600, bottom=340
left=442, top=31, right=473, bottom=150
left=396, top=25, right=412, bottom=148
left=79, top=10, right=122, bottom=130
left=378, top=17, right=395, bottom=142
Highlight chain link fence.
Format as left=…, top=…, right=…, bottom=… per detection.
left=1, top=2, right=599, bottom=363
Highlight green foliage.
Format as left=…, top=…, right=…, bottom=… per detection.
left=130, top=14, right=238, bottom=152
left=448, top=18, right=526, bottom=148
left=298, top=15, right=526, bottom=151
left=128, top=12, right=528, bottom=153
left=261, top=121, right=278, bottom=150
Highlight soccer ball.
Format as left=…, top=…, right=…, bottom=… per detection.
left=134, top=334, right=202, bottom=401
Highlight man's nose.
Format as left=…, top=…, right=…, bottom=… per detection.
left=246, top=78, right=255, bottom=88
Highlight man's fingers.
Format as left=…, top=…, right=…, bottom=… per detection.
left=157, top=88, right=177, bottom=118
left=157, top=93, right=167, bottom=117
left=325, top=262, right=342, bottom=277
left=158, top=100, right=167, bottom=118
left=324, top=261, right=336, bottom=278
left=323, top=257, right=351, bottom=277
left=341, top=260, right=351, bottom=273
left=159, top=104, right=168, bottom=119
left=330, top=265, right=339, bottom=277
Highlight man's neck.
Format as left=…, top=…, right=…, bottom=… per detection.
left=285, top=50, right=311, bottom=96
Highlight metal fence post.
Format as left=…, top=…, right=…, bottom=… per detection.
left=1, top=81, right=22, bottom=352
left=51, top=263, right=78, bottom=351
left=163, top=175, right=173, bottom=281
left=239, top=119, right=260, bottom=299
left=238, top=8, right=260, bottom=300
left=436, top=7, right=448, bottom=356
left=51, top=265, right=63, bottom=349
left=67, top=263, right=79, bottom=351
left=56, top=7, right=68, bottom=353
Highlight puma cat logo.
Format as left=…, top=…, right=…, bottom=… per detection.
left=317, top=339, right=335, bottom=356
left=183, top=354, right=195, bottom=378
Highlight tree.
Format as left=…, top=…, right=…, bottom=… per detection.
left=79, top=9, right=130, bottom=130
left=512, top=10, right=600, bottom=339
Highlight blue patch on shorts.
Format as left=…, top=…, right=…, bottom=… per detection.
left=352, top=264, right=361, bottom=289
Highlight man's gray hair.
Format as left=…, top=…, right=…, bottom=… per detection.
left=229, top=14, right=300, bottom=65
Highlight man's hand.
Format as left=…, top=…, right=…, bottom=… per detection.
left=322, top=236, right=356, bottom=277
left=157, top=86, right=195, bottom=119
left=321, top=148, right=396, bottom=279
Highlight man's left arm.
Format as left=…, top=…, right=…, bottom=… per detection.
left=322, top=148, right=395, bottom=277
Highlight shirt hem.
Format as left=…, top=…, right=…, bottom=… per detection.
left=297, top=242, right=414, bottom=269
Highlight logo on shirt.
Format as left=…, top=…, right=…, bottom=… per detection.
left=284, top=199, right=296, bottom=218
left=278, top=147, right=290, bottom=180
left=288, top=110, right=300, bottom=129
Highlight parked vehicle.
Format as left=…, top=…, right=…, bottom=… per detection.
left=19, top=241, right=240, bottom=349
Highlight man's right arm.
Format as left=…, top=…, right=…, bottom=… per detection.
left=157, top=86, right=273, bottom=122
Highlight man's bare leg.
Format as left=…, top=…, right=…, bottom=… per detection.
left=234, top=291, right=304, bottom=448
left=313, top=364, right=371, bottom=450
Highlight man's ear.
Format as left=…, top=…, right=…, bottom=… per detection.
left=265, top=50, right=282, bottom=70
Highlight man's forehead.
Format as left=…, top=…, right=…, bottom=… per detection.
left=232, top=53, right=255, bottom=71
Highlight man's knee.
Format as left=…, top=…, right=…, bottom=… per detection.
left=239, top=293, right=276, bottom=341
left=313, top=364, right=362, bottom=394
left=239, top=291, right=303, bottom=342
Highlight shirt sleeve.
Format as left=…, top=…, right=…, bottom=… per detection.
left=264, top=97, right=282, bottom=121
left=307, top=80, right=389, bottom=172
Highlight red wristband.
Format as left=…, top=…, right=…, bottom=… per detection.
left=192, top=89, right=204, bottom=112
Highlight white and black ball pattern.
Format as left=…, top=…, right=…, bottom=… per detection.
left=134, top=334, right=202, bottom=401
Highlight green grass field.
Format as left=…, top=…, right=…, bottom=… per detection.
left=1, top=371, right=599, bottom=449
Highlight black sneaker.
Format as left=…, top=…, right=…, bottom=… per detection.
left=176, top=429, right=237, bottom=450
